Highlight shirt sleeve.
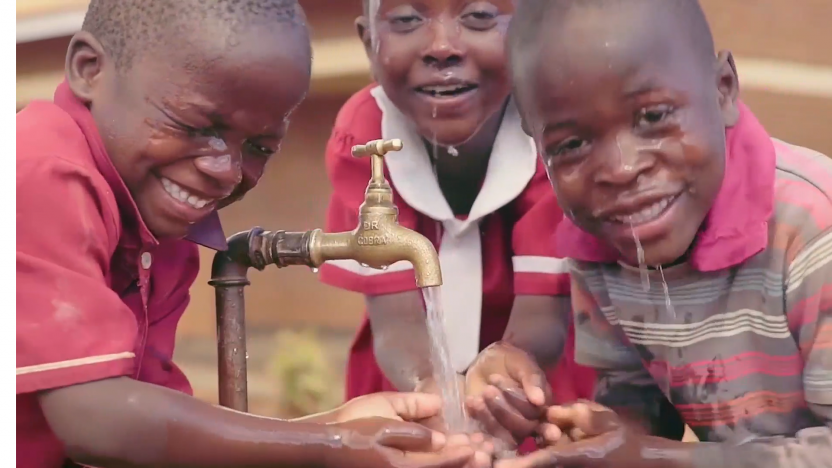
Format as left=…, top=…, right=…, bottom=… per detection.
left=571, top=263, right=686, bottom=439
left=693, top=228, right=832, bottom=468
left=511, top=162, right=571, bottom=296
left=16, top=158, right=138, bottom=394
left=317, top=126, right=421, bottom=296
left=136, top=241, right=200, bottom=396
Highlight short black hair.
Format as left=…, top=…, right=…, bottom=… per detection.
left=82, top=0, right=310, bottom=71
left=508, top=0, right=715, bottom=84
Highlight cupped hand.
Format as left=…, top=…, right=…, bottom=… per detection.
left=494, top=402, right=688, bottom=468
left=464, top=342, right=553, bottom=446
left=336, top=391, right=447, bottom=424
left=336, top=393, right=496, bottom=468
left=330, top=416, right=477, bottom=468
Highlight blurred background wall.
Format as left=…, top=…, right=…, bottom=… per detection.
left=16, top=0, right=832, bottom=416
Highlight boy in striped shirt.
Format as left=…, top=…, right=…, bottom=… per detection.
left=462, top=0, right=832, bottom=466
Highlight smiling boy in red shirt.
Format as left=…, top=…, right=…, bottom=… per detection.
left=15, top=1, right=485, bottom=468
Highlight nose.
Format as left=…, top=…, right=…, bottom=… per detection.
left=593, top=133, right=656, bottom=186
left=193, top=137, right=243, bottom=194
left=422, top=16, right=464, bottom=68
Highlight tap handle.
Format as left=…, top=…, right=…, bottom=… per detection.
left=351, top=139, right=403, bottom=185
left=351, top=139, right=403, bottom=158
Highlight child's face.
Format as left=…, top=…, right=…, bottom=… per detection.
left=516, top=7, right=738, bottom=266
left=360, top=0, right=513, bottom=146
left=69, top=26, right=310, bottom=240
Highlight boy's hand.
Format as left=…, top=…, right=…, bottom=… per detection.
left=335, top=392, right=446, bottom=424
left=464, top=342, right=553, bottom=446
left=494, top=402, right=686, bottom=468
left=335, top=393, right=496, bottom=468
left=414, top=375, right=468, bottom=432
left=330, top=417, right=478, bottom=468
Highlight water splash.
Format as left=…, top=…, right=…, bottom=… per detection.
left=658, top=265, right=675, bottom=318
left=447, top=146, right=459, bottom=157
left=629, top=219, right=650, bottom=292
left=368, top=0, right=381, bottom=54
left=422, top=286, right=468, bottom=433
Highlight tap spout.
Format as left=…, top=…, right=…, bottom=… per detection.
left=309, top=224, right=442, bottom=288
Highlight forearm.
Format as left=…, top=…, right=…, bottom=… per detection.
left=595, top=370, right=685, bottom=441
left=688, top=420, right=832, bottom=468
left=502, top=295, right=570, bottom=370
left=367, top=291, right=435, bottom=391
left=40, top=377, right=339, bottom=468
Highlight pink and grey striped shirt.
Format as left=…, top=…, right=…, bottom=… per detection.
left=556, top=104, right=832, bottom=466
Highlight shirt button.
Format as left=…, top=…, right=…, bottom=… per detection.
left=140, top=252, right=153, bottom=270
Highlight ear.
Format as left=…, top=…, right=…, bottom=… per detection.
left=355, top=16, right=373, bottom=59
left=715, top=50, right=740, bottom=127
left=65, top=31, right=109, bottom=105
left=355, top=16, right=379, bottom=82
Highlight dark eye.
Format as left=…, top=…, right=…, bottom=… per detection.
left=551, top=137, right=590, bottom=157
left=389, top=14, right=423, bottom=32
left=245, top=140, right=275, bottom=157
left=461, top=10, right=497, bottom=30
left=635, top=105, right=675, bottom=130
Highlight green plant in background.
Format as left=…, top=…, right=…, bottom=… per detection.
left=268, top=328, right=341, bottom=418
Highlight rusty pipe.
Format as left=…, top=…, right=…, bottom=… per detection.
left=208, top=139, right=443, bottom=411
left=208, top=228, right=316, bottom=411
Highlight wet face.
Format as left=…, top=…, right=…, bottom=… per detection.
left=67, top=26, right=311, bottom=239
left=515, top=5, right=738, bottom=266
left=359, top=0, right=513, bottom=146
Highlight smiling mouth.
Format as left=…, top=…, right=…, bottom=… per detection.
left=160, top=177, right=214, bottom=209
left=607, top=194, right=680, bottom=225
left=415, top=83, right=478, bottom=98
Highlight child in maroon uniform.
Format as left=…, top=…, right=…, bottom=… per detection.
left=318, top=0, right=596, bottom=452
left=16, top=1, right=485, bottom=468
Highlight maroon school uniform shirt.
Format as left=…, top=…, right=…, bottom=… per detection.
left=319, top=85, right=596, bottom=408
left=16, top=82, right=228, bottom=468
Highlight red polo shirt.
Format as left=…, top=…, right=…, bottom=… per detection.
left=16, top=82, right=228, bottom=468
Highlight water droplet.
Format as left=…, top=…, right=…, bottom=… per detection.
left=630, top=219, right=650, bottom=292
left=432, top=107, right=438, bottom=118
left=245, top=352, right=250, bottom=360
left=360, top=263, right=370, bottom=268
left=310, top=267, right=319, bottom=274
left=658, top=265, right=675, bottom=318
left=447, top=146, right=458, bottom=157
left=380, top=265, right=389, bottom=270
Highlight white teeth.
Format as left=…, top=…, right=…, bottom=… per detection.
left=611, top=196, right=674, bottom=224
left=421, top=84, right=470, bottom=93
left=160, top=177, right=212, bottom=209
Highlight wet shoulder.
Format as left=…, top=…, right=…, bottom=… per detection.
left=332, top=84, right=383, bottom=144
left=17, top=100, right=99, bottom=173
left=17, top=101, right=121, bottom=241
left=771, top=139, right=832, bottom=265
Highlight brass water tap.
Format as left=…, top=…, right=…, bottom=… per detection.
left=208, top=138, right=442, bottom=411
left=307, top=139, right=443, bottom=288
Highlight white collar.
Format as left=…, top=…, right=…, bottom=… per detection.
left=370, top=86, right=538, bottom=236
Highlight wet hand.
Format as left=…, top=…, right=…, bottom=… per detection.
left=494, top=402, right=689, bottom=468
left=465, top=342, right=553, bottom=446
left=414, top=376, right=468, bottom=432
left=330, top=417, right=478, bottom=468
left=335, top=392, right=447, bottom=424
